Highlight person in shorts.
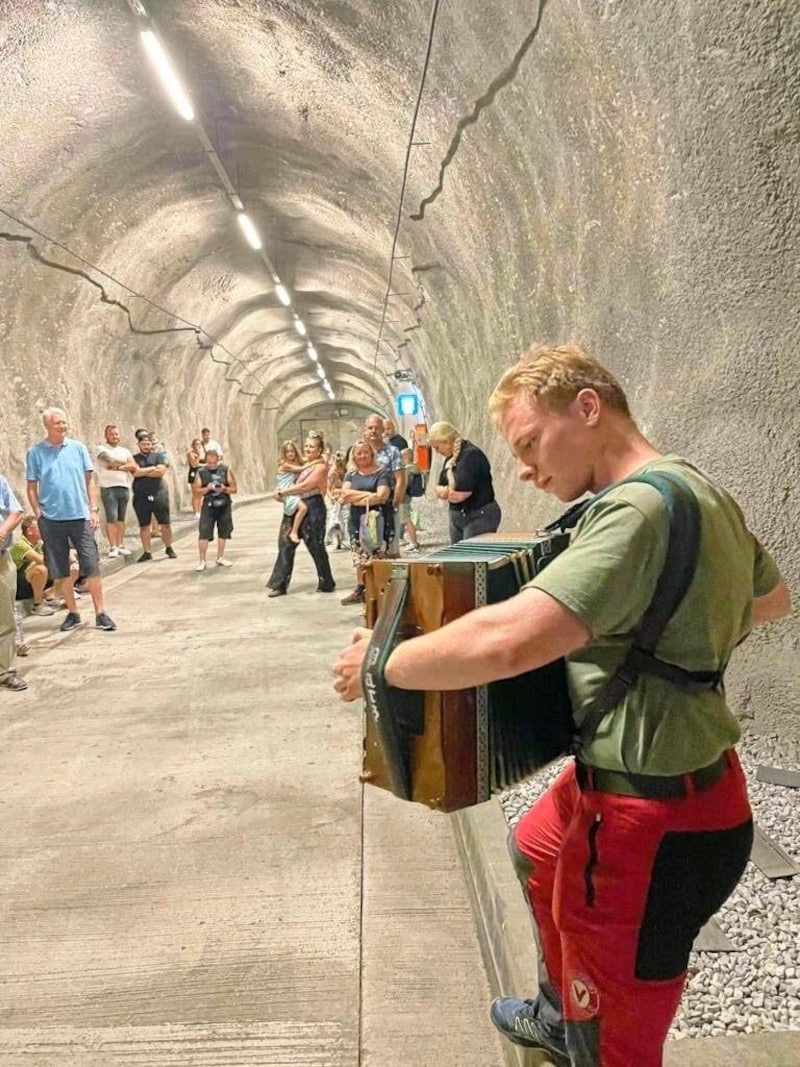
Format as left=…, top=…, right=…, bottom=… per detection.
left=131, top=435, right=176, bottom=562
left=96, top=424, right=136, bottom=558
left=195, top=449, right=237, bottom=571
left=25, top=407, right=116, bottom=633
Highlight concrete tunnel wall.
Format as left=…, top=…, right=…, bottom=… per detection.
left=0, top=0, right=797, bottom=733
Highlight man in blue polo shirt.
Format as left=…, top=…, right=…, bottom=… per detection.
left=25, top=407, right=116, bottom=633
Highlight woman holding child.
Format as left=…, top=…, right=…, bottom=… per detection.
left=266, top=434, right=335, bottom=598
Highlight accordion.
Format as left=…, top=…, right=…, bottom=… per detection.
left=360, top=533, right=577, bottom=812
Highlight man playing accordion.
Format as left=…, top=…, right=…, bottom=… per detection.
left=333, top=344, right=789, bottom=1067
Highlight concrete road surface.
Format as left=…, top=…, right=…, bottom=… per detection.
left=0, top=499, right=502, bottom=1066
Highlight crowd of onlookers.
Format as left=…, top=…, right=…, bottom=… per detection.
left=0, top=411, right=234, bottom=691
left=1, top=405, right=501, bottom=692
left=263, top=413, right=501, bottom=607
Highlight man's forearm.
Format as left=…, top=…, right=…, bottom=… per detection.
left=0, top=510, right=23, bottom=544
left=26, top=483, right=41, bottom=517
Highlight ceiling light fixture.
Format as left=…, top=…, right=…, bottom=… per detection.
left=317, top=366, right=325, bottom=378
left=294, top=319, right=307, bottom=337
left=274, top=282, right=291, bottom=307
left=139, top=30, right=195, bottom=122
left=307, top=345, right=318, bottom=361
left=237, top=213, right=262, bottom=250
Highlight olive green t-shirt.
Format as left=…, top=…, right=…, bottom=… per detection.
left=525, top=455, right=781, bottom=775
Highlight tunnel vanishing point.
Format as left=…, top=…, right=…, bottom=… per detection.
left=0, top=0, right=797, bottom=733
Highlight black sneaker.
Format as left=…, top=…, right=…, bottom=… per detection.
left=137, top=552, right=153, bottom=563
left=95, top=612, right=117, bottom=632
left=165, top=546, right=177, bottom=559
left=1, top=672, right=28, bottom=691
left=60, top=612, right=81, bottom=632
left=489, top=998, right=569, bottom=1063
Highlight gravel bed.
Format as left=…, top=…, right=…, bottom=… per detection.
left=497, top=731, right=800, bottom=1041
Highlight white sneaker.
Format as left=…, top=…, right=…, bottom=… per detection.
left=118, top=546, right=132, bottom=557
left=108, top=547, right=119, bottom=559
left=195, top=561, right=207, bottom=572
left=31, top=601, right=56, bottom=616
left=215, top=558, right=233, bottom=568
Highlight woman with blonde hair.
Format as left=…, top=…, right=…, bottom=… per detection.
left=338, top=438, right=392, bottom=605
left=429, top=420, right=501, bottom=544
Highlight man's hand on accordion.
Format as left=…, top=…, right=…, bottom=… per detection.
left=333, top=626, right=373, bottom=701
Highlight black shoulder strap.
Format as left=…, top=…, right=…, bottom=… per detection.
left=552, top=470, right=725, bottom=746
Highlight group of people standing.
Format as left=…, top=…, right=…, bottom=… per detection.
left=263, top=413, right=506, bottom=603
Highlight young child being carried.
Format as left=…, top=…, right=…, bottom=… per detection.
left=272, top=440, right=308, bottom=544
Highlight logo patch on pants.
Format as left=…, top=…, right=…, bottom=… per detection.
left=570, top=975, right=600, bottom=1018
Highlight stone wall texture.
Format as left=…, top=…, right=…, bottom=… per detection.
left=0, top=0, right=797, bottom=730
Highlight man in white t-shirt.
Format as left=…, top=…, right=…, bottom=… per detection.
left=200, top=427, right=223, bottom=460
left=96, top=425, right=137, bottom=558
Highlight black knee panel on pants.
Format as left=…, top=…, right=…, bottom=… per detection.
left=635, top=819, right=753, bottom=980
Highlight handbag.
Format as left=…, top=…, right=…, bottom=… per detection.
left=358, top=503, right=385, bottom=553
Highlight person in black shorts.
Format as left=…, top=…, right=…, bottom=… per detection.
left=195, top=449, right=237, bottom=572
left=131, top=435, right=176, bottom=562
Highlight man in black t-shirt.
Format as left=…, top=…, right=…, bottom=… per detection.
left=195, top=449, right=237, bottom=571
left=383, top=418, right=408, bottom=452
left=131, top=437, right=176, bottom=562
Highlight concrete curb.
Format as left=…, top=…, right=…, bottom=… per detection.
left=453, top=802, right=541, bottom=1067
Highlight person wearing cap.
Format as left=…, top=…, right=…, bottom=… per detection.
left=195, top=448, right=237, bottom=571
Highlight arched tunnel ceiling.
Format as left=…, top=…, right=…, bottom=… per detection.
left=1, top=1, right=798, bottom=729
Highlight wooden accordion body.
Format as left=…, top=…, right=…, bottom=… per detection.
left=361, top=534, right=576, bottom=812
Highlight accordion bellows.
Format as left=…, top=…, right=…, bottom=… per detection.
left=361, top=535, right=576, bottom=812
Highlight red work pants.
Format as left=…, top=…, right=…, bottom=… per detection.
left=511, top=753, right=752, bottom=1067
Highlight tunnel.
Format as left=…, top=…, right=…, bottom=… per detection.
left=0, top=0, right=797, bottom=732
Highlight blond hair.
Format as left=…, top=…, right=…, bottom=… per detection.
left=489, top=344, right=631, bottom=421
left=428, top=421, right=463, bottom=489
left=280, top=440, right=303, bottom=463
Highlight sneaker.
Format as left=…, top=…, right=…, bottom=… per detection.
left=317, top=582, right=336, bottom=593
left=31, top=601, right=56, bottom=616
left=489, top=998, right=569, bottom=1063
left=60, top=612, right=81, bottom=633
left=215, top=558, right=232, bottom=567
left=165, top=546, right=177, bottom=559
left=137, top=552, right=153, bottom=563
left=118, top=546, right=133, bottom=557
left=74, top=580, right=89, bottom=594
left=1, top=672, right=28, bottom=692
left=404, top=544, right=421, bottom=554
left=195, top=561, right=207, bottom=572
left=46, top=595, right=65, bottom=609
left=340, top=588, right=365, bottom=606
left=95, top=612, right=117, bottom=632
left=108, top=547, right=119, bottom=559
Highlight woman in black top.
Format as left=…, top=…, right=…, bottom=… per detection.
left=429, top=420, right=501, bottom=543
